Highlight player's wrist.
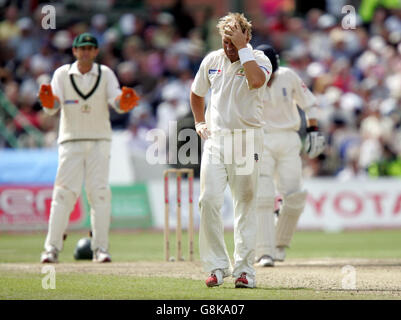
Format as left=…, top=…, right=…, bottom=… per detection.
left=41, top=96, right=59, bottom=109
left=53, top=96, right=60, bottom=109
left=238, top=47, right=255, bottom=65
left=195, top=121, right=206, bottom=129
left=236, top=43, right=247, bottom=50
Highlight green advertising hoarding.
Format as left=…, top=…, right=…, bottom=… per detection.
left=82, top=183, right=153, bottom=229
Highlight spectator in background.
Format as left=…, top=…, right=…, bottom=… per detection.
left=0, top=5, right=20, bottom=41
left=9, top=17, right=39, bottom=63
left=368, top=143, right=401, bottom=177
left=128, top=102, right=156, bottom=154
left=51, top=30, right=74, bottom=69
left=4, top=81, right=19, bottom=106
left=156, top=83, right=189, bottom=134
left=336, top=145, right=368, bottom=181
left=90, top=14, right=108, bottom=48
left=359, top=0, right=401, bottom=24
left=13, top=91, right=40, bottom=134
left=168, top=0, right=196, bottom=38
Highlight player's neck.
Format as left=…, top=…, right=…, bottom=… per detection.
left=77, top=61, right=93, bottom=74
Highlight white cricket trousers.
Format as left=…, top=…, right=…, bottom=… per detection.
left=199, top=128, right=263, bottom=279
left=44, top=140, right=111, bottom=252
left=256, top=130, right=303, bottom=259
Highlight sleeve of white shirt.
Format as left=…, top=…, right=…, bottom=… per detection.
left=43, top=66, right=66, bottom=116
left=103, top=65, right=124, bottom=113
left=290, top=69, right=318, bottom=119
left=191, top=53, right=212, bottom=97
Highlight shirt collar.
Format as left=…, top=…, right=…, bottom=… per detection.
left=68, top=61, right=99, bottom=76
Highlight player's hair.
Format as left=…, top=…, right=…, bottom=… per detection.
left=216, top=12, right=252, bottom=40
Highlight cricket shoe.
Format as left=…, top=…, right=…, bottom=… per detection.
left=235, top=272, right=255, bottom=288
left=275, top=247, right=286, bottom=262
left=205, top=269, right=224, bottom=287
left=256, top=255, right=274, bottom=267
left=93, top=248, right=112, bottom=263
left=40, top=247, right=59, bottom=263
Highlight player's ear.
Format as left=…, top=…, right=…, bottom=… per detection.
left=245, top=33, right=250, bottom=43
left=244, top=29, right=250, bottom=42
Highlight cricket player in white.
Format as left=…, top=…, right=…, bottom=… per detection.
left=190, top=13, right=272, bottom=288
left=254, top=45, right=325, bottom=267
left=38, top=33, right=139, bottom=263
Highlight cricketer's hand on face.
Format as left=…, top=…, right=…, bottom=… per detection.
left=223, top=23, right=248, bottom=50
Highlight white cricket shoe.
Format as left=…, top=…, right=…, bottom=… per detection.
left=275, top=247, right=286, bottom=262
left=40, top=247, right=58, bottom=263
left=205, top=269, right=224, bottom=287
left=93, top=248, right=111, bottom=263
left=235, top=272, right=256, bottom=288
left=256, top=255, right=275, bottom=267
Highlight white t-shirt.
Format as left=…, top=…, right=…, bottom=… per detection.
left=191, top=46, right=272, bottom=132
left=262, top=67, right=318, bottom=132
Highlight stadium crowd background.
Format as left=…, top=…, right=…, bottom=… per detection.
left=0, top=0, right=400, bottom=180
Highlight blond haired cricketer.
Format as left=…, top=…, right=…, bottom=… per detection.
left=190, top=13, right=272, bottom=288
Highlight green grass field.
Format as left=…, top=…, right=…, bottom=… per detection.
left=1, top=230, right=401, bottom=300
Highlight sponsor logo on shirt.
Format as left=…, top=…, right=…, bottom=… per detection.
left=64, top=100, right=79, bottom=104
left=208, top=69, right=222, bottom=75
left=236, top=67, right=245, bottom=76
left=282, top=88, right=287, bottom=97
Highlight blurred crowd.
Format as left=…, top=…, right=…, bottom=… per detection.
left=0, top=0, right=400, bottom=179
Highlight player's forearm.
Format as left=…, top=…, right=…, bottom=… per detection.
left=242, top=61, right=266, bottom=89
left=190, top=91, right=206, bottom=123
left=108, top=90, right=123, bottom=113
left=304, top=104, right=319, bottom=128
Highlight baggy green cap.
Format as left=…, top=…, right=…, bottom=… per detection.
left=72, top=33, right=98, bottom=48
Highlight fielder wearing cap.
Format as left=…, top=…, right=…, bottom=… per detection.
left=254, top=44, right=325, bottom=267
left=72, top=32, right=99, bottom=48
left=190, top=13, right=272, bottom=289
left=38, top=32, right=140, bottom=263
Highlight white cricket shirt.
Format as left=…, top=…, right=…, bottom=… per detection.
left=262, top=67, right=318, bottom=132
left=44, top=62, right=123, bottom=143
left=191, top=46, right=272, bottom=132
